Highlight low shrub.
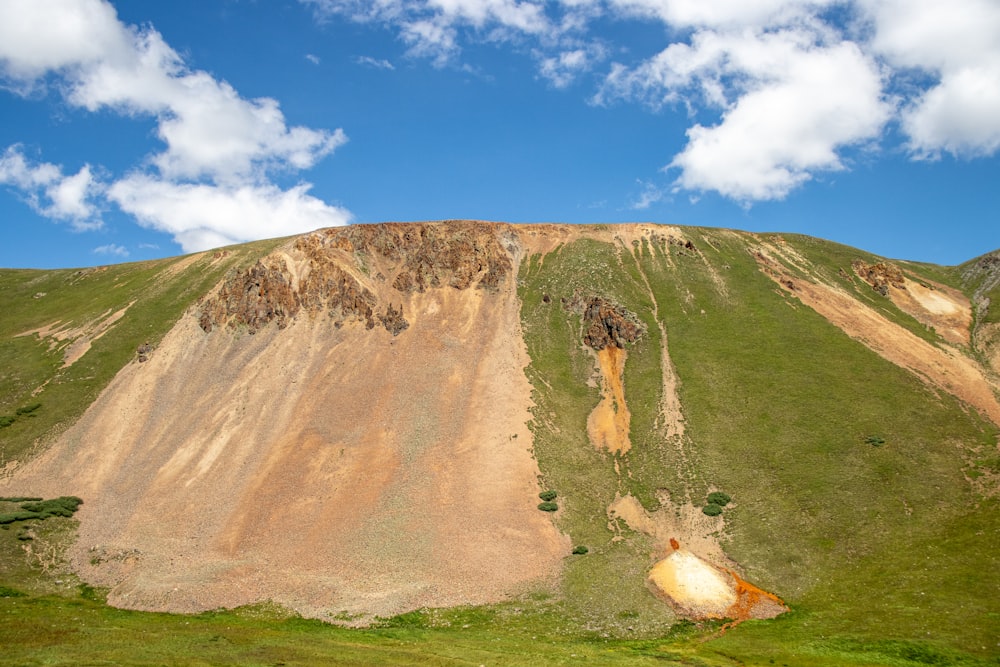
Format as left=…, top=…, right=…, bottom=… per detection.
left=15, top=403, right=41, bottom=415
left=0, top=511, right=44, bottom=524
left=865, top=435, right=886, bottom=446
left=0, top=415, right=14, bottom=428
left=707, top=491, right=731, bottom=507
left=0, top=497, right=43, bottom=503
left=20, top=496, right=83, bottom=518
left=572, top=545, right=589, bottom=555
left=0, top=586, right=27, bottom=598
left=0, top=496, right=84, bottom=523
left=538, top=490, right=558, bottom=502
left=702, top=503, right=723, bottom=517
left=537, top=501, right=559, bottom=512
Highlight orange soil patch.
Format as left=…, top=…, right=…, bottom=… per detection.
left=725, top=568, right=788, bottom=621
left=646, top=545, right=787, bottom=622
left=587, top=346, right=632, bottom=454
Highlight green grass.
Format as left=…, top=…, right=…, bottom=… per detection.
left=517, top=228, right=1000, bottom=660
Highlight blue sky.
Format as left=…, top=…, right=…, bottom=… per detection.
left=1, top=0, right=998, bottom=268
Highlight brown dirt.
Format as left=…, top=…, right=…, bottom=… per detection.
left=607, top=493, right=731, bottom=566
left=17, top=301, right=135, bottom=369
left=1, top=222, right=568, bottom=621
left=889, top=277, right=972, bottom=347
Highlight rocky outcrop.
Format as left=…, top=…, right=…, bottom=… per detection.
left=853, top=260, right=906, bottom=296
left=349, top=221, right=512, bottom=293
left=379, top=303, right=409, bottom=336
left=578, top=297, right=644, bottom=350
left=198, top=221, right=511, bottom=336
left=198, top=260, right=300, bottom=333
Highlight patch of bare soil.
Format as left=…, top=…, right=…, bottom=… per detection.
left=607, top=493, right=730, bottom=566
left=1, top=223, right=568, bottom=621
left=756, top=249, right=1000, bottom=428
left=889, top=277, right=972, bottom=347
left=608, top=495, right=787, bottom=622
left=587, top=347, right=632, bottom=454
left=17, top=302, right=135, bottom=369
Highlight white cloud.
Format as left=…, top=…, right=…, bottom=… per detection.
left=538, top=48, right=596, bottom=88
left=93, top=243, right=129, bottom=257
left=0, top=0, right=129, bottom=82
left=306, top=53, right=321, bottom=65
left=53, top=26, right=347, bottom=184
left=355, top=55, right=396, bottom=70
left=108, top=177, right=352, bottom=253
left=303, top=0, right=1000, bottom=203
left=629, top=179, right=665, bottom=209
left=0, top=0, right=352, bottom=250
left=603, top=0, right=838, bottom=30
left=659, top=31, right=891, bottom=201
left=860, top=0, right=1000, bottom=158
left=0, top=145, right=103, bottom=229
left=303, top=0, right=555, bottom=62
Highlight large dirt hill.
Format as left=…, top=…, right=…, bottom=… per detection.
left=3, top=222, right=568, bottom=620
left=2, top=221, right=998, bottom=647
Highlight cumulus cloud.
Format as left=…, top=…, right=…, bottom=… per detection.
left=860, top=0, right=1000, bottom=158
left=659, top=32, right=889, bottom=201
left=0, top=0, right=350, bottom=251
left=0, top=146, right=103, bottom=229
left=303, top=0, right=1000, bottom=203
left=108, top=177, right=352, bottom=253
left=604, top=0, right=839, bottom=30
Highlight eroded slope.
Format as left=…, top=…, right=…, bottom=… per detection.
left=2, top=222, right=567, bottom=620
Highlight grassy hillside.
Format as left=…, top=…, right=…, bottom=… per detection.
left=0, top=240, right=284, bottom=467
left=1, top=224, right=998, bottom=666
left=518, top=228, right=999, bottom=662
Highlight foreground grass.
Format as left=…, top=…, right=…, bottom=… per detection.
left=1, top=590, right=996, bottom=666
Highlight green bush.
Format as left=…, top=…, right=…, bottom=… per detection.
left=707, top=491, right=731, bottom=507
left=0, top=496, right=84, bottom=523
left=702, top=503, right=723, bottom=517
left=572, top=545, right=589, bottom=555
left=0, top=415, right=14, bottom=428
left=0, top=511, right=44, bottom=524
left=865, top=435, right=886, bottom=446
left=0, top=586, right=27, bottom=598
left=538, top=490, right=558, bottom=502
left=537, top=501, right=559, bottom=512
left=20, top=496, right=83, bottom=518
left=15, top=403, right=41, bottom=415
